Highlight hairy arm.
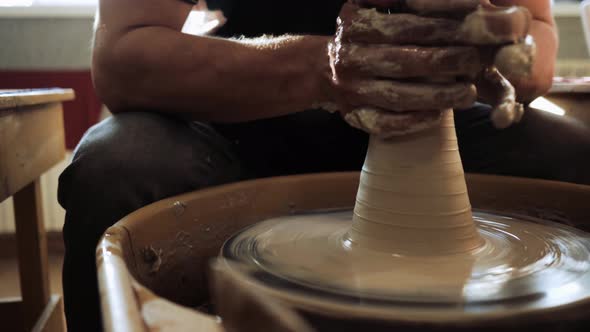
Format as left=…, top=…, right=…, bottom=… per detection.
left=492, top=0, right=557, bottom=102
left=93, top=0, right=330, bottom=121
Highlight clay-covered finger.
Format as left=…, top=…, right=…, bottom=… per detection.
left=353, top=0, right=402, bottom=8
left=339, top=45, right=481, bottom=78
left=345, top=108, right=442, bottom=138
left=461, top=6, right=532, bottom=45
left=513, top=103, right=525, bottom=124
left=339, top=4, right=462, bottom=45
left=339, top=3, right=531, bottom=45
left=494, top=35, right=536, bottom=80
left=478, top=67, right=519, bottom=129
left=351, top=80, right=477, bottom=111
left=354, top=0, right=480, bottom=14
left=405, top=0, right=480, bottom=14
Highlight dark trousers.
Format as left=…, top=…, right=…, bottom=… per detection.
left=57, top=105, right=590, bottom=331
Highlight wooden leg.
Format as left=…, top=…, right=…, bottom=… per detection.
left=13, top=180, right=50, bottom=331
left=32, top=295, right=65, bottom=332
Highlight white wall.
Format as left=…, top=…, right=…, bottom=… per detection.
left=0, top=6, right=588, bottom=71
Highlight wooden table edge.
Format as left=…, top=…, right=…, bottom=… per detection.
left=0, top=88, right=75, bottom=109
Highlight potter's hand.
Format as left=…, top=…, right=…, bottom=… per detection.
left=327, top=0, right=534, bottom=138
left=477, top=34, right=536, bottom=128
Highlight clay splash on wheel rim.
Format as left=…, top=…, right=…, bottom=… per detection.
left=220, top=111, right=590, bottom=321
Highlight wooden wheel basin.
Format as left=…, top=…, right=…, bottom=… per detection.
left=97, top=172, right=590, bottom=332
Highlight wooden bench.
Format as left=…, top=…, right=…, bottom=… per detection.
left=0, top=88, right=75, bottom=332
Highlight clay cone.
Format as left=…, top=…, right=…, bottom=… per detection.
left=348, top=110, right=483, bottom=255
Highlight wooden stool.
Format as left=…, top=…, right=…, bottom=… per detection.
left=0, top=89, right=74, bottom=332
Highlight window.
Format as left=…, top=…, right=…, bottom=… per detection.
left=0, top=0, right=97, bottom=17
left=0, top=0, right=97, bottom=6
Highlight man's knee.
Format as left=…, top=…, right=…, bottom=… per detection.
left=58, top=112, right=245, bottom=331
left=455, top=105, right=590, bottom=184
left=58, top=112, right=244, bottom=225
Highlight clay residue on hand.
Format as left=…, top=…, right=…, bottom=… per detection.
left=478, top=67, right=524, bottom=129
left=341, top=44, right=481, bottom=78
left=494, top=35, right=536, bottom=80
left=341, top=3, right=530, bottom=46
left=354, top=80, right=476, bottom=111
left=405, top=0, right=481, bottom=15
left=345, top=108, right=442, bottom=138
left=343, top=6, right=462, bottom=45
left=459, top=6, right=530, bottom=44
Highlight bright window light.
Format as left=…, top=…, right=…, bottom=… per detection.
left=181, top=1, right=226, bottom=36
left=0, top=0, right=97, bottom=6
left=182, top=10, right=221, bottom=36
left=0, top=0, right=33, bottom=6
left=529, top=97, right=566, bottom=116
left=36, top=0, right=97, bottom=4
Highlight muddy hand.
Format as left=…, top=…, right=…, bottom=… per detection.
left=462, top=2, right=535, bottom=128
left=354, top=0, right=481, bottom=15
left=328, top=1, right=534, bottom=138
left=483, top=34, right=535, bottom=128
left=344, top=1, right=530, bottom=45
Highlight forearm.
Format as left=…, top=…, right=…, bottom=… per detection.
left=93, top=27, right=330, bottom=122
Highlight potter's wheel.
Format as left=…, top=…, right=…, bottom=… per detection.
left=218, top=111, right=590, bottom=323
left=220, top=210, right=590, bottom=321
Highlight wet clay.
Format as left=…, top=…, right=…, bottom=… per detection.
left=220, top=111, right=590, bottom=320
left=344, top=107, right=442, bottom=138
left=340, top=4, right=529, bottom=46
left=336, top=2, right=533, bottom=132
left=348, top=110, right=482, bottom=254
left=223, top=210, right=590, bottom=310
left=215, top=4, right=577, bottom=324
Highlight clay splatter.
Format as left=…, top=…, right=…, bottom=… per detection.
left=173, top=201, right=187, bottom=218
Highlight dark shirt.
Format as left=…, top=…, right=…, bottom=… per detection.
left=201, top=0, right=346, bottom=37
left=180, top=0, right=367, bottom=176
